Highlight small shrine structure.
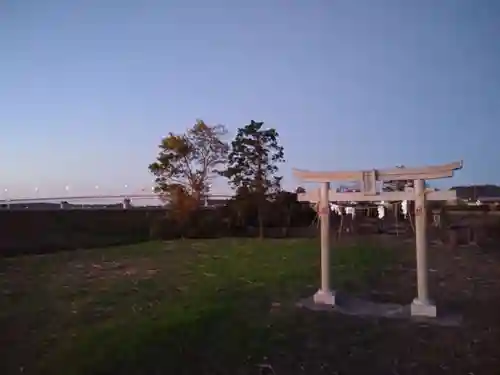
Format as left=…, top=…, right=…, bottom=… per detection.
left=294, top=161, right=463, bottom=317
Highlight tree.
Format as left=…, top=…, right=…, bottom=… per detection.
left=149, top=120, right=229, bottom=206
left=225, top=186, right=259, bottom=231
left=272, top=190, right=302, bottom=237
left=295, top=186, right=306, bottom=194
left=221, top=120, right=285, bottom=238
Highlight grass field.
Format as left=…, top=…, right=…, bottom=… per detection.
left=1, top=237, right=500, bottom=374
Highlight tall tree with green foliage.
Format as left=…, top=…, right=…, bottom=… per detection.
left=149, top=120, right=229, bottom=207
left=222, top=120, right=285, bottom=238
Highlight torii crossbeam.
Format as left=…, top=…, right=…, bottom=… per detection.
left=294, top=161, right=463, bottom=317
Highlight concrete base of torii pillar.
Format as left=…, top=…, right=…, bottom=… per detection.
left=411, top=298, right=437, bottom=317
left=297, top=294, right=459, bottom=326
left=313, top=289, right=336, bottom=305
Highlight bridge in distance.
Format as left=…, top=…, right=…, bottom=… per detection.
left=0, top=193, right=232, bottom=205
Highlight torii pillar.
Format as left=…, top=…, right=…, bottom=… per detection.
left=316, top=181, right=335, bottom=305
left=294, top=161, right=463, bottom=317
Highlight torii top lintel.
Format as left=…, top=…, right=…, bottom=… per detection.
left=293, top=161, right=463, bottom=183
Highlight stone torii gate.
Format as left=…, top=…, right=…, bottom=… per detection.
left=294, top=161, right=463, bottom=317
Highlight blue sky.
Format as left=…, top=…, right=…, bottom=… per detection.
left=1, top=0, right=499, bottom=199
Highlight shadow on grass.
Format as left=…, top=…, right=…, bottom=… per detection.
left=32, top=241, right=396, bottom=375
left=39, top=286, right=276, bottom=375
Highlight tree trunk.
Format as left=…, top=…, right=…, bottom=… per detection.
left=258, top=203, right=264, bottom=239
left=283, top=206, right=292, bottom=237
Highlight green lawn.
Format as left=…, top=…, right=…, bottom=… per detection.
left=0, top=238, right=395, bottom=375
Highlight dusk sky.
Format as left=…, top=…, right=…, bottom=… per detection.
left=1, top=0, right=499, bottom=200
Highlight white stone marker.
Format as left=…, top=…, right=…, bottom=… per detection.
left=294, top=161, right=463, bottom=317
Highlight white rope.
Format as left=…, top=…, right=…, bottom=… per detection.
left=329, top=203, right=343, bottom=216
left=317, top=200, right=412, bottom=221
left=345, top=206, right=356, bottom=219
left=377, top=205, right=385, bottom=219
left=401, top=200, right=408, bottom=218
left=327, top=202, right=400, bottom=211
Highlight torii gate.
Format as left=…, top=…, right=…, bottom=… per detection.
left=294, top=161, right=463, bottom=317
